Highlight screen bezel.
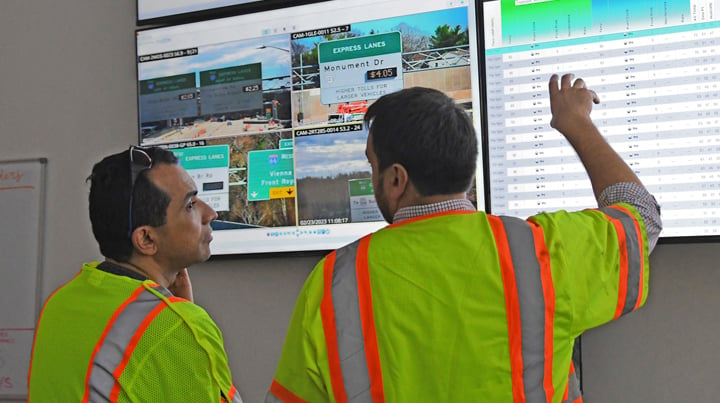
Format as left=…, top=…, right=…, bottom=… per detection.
left=136, top=0, right=327, bottom=26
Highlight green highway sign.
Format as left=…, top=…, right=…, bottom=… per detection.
left=173, top=145, right=229, bottom=169
left=318, top=32, right=402, bottom=63
left=138, top=72, right=198, bottom=123
left=318, top=32, right=404, bottom=104
left=139, top=73, right=196, bottom=95
left=199, top=63, right=263, bottom=115
left=199, top=63, right=262, bottom=86
left=348, top=178, right=382, bottom=222
left=247, top=148, right=295, bottom=201
left=171, top=145, right=231, bottom=211
left=348, top=178, right=374, bottom=196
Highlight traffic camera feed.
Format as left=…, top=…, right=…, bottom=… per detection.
left=136, top=0, right=484, bottom=254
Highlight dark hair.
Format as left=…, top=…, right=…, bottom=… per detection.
left=363, top=87, right=478, bottom=196
left=87, top=146, right=179, bottom=262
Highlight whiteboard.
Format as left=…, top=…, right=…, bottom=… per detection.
left=0, top=158, right=46, bottom=398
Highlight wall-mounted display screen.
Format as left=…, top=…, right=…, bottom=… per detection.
left=481, top=0, right=720, bottom=240
left=138, top=0, right=251, bottom=21
left=136, top=0, right=485, bottom=254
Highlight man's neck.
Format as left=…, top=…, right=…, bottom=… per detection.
left=106, top=257, right=171, bottom=288
left=97, top=260, right=146, bottom=281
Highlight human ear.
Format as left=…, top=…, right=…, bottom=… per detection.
left=385, top=163, right=409, bottom=201
left=130, top=226, right=158, bottom=257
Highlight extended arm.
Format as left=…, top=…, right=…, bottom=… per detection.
left=548, top=73, right=662, bottom=251
left=549, top=73, right=641, bottom=198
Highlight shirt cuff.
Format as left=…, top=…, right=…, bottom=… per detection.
left=598, top=182, right=662, bottom=253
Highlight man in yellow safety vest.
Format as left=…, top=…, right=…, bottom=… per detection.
left=266, top=73, right=662, bottom=402
left=28, top=146, right=243, bottom=402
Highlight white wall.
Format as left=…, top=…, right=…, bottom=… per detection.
left=0, top=1, right=717, bottom=402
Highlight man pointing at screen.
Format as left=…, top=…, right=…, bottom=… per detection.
left=267, top=73, right=661, bottom=402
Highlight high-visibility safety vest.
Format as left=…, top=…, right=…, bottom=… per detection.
left=267, top=204, right=649, bottom=403
left=28, top=262, right=242, bottom=403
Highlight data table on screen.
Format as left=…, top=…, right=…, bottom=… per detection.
left=483, top=1, right=720, bottom=239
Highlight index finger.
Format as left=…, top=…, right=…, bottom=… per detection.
left=560, top=73, right=575, bottom=89
left=548, top=74, right=560, bottom=96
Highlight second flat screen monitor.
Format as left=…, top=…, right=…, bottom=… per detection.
left=481, top=0, right=720, bottom=241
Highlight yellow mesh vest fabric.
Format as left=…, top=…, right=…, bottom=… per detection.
left=28, top=262, right=235, bottom=402
left=271, top=206, right=650, bottom=402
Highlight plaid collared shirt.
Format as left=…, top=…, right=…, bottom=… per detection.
left=392, top=199, right=476, bottom=223
left=391, top=182, right=661, bottom=251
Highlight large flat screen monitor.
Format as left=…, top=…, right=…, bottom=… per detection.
left=138, top=0, right=257, bottom=22
left=136, top=0, right=485, bottom=255
left=481, top=0, right=720, bottom=241
left=137, top=0, right=319, bottom=25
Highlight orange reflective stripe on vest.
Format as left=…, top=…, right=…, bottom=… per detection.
left=320, top=250, right=347, bottom=402
left=224, top=385, right=243, bottom=403
left=82, top=284, right=176, bottom=402
left=487, top=215, right=525, bottom=402
left=268, top=379, right=309, bottom=403
left=489, top=215, right=556, bottom=403
left=599, top=206, right=645, bottom=318
left=320, top=235, right=385, bottom=402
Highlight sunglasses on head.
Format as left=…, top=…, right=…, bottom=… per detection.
left=128, top=146, right=153, bottom=238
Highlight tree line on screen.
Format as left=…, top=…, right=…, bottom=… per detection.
left=207, top=132, right=297, bottom=227
left=297, top=172, right=372, bottom=222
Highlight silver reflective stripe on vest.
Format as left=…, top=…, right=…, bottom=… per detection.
left=600, top=207, right=642, bottom=315
left=265, top=391, right=282, bottom=403
left=87, top=285, right=172, bottom=402
left=227, top=391, right=244, bottom=403
left=500, top=216, right=548, bottom=403
left=563, top=370, right=582, bottom=403
left=331, top=241, right=373, bottom=402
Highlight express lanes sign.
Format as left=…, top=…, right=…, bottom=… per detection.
left=318, top=32, right=403, bottom=105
